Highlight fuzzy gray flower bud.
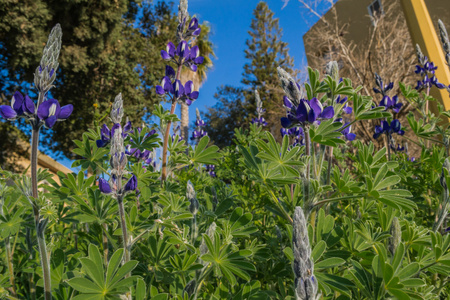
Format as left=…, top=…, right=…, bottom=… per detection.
left=438, top=20, right=450, bottom=67
left=200, top=222, right=216, bottom=256
left=111, top=93, right=124, bottom=124
left=325, top=61, right=339, bottom=82
left=277, top=67, right=302, bottom=106
left=389, top=217, right=401, bottom=254
left=177, top=0, right=188, bottom=42
left=416, top=44, right=426, bottom=66
left=293, top=206, right=318, bottom=300
left=34, top=24, right=62, bottom=93
left=434, top=158, right=450, bottom=232
left=110, top=127, right=127, bottom=175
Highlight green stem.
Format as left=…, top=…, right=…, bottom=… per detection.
left=326, top=147, right=333, bottom=186
left=117, top=196, right=130, bottom=264
left=305, top=126, right=311, bottom=207
left=5, top=236, right=16, bottom=297
left=161, top=64, right=183, bottom=182
left=31, top=125, right=52, bottom=300
left=267, top=188, right=293, bottom=224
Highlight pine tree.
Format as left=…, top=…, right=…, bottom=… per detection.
left=205, top=1, right=295, bottom=145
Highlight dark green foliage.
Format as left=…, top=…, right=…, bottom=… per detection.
left=0, top=0, right=179, bottom=158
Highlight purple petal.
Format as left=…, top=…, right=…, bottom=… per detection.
left=165, top=65, right=175, bottom=78
left=58, top=104, right=73, bottom=120
left=174, top=80, right=184, bottom=98
left=45, top=115, right=57, bottom=128
left=37, top=99, right=52, bottom=119
left=156, top=85, right=165, bottom=95
left=192, top=28, right=201, bottom=36
left=343, top=105, right=352, bottom=114
left=167, top=42, right=176, bottom=56
left=99, top=178, right=112, bottom=194
left=296, top=100, right=310, bottom=123
left=185, top=81, right=194, bottom=94
left=185, top=99, right=192, bottom=106
left=111, top=123, right=121, bottom=138
left=190, top=46, right=200, bottom=59
left=309, top=98, right=323, bottom=116
left=346, top=133, right=356, bottom=141
left=161, top=50, right=171, bottom=60
left=283, top=96, right=293, bottom=109
left=189, top=18, right=198, bottom=30
left=124, top=174, right=138, bottom=191
left=281, top=117, right=292, bottom=128
left=189, top=64, right=198, bottom=72
left=194, top=56, right=204, bottom=64
left=11, top=91, right=24, bottom=112
left=100, top=124, right=111, bottom=139
left=123, top=121, right=132, bottom=133
left=320, top=106, right=334, bottom=119
left=190, top=91, right=199, bottom=100
left=24, top=95, right=35, bottom=115
left=0, top=105, right=17, bottom=119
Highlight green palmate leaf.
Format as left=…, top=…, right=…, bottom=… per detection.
left=315, top=257, right=346, bottom=269
left=68, top=245, right=138, bottom=298
left=67, top=277, right=102, bottom=293
left=190, top=136, right=221, bottom=165
left=126, top=128, right=160, bottom=157
left=311, top=240, right=327, bottom=262
left=310, top=119, right=346, bottom=147
left=201, top=232, right=256, bottom=286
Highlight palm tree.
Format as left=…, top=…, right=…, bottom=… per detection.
left=180, top=22, right=214, bottom=141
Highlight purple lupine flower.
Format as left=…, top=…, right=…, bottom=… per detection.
left=334, top=95, right=352, bottom=115
left=379, top=95, right=403, bottom=113
left=192, top=108, right=208, bottom=141
left=187, top=18, right=201, bottom=37
left=37, top=99, right=73, bottom=128
left=124, top=174, right=138, bottom=192
left=191, top=129, right=207, bottom=140
left=251, top=117, right=268, bottom=126
left=195, top=119, right=205, bottom=127
left=341, top=123, right=356, bottom=141
left=281, top=97, right=334, bottom=128
left=281, top=126, right=305, bottom=146
left=0, top=92, right=37, bottom=120
left=183, top=81, right=199, bottom=105
left=98, top=178, right=112, bottom=194
left=252, top=90, right=267, bottom=127
left=161, top=42, right=176, bottom=61
left=414, top=45, right=447, bottom=91
left=156, top=76, right=174, bottom=95
left=373, top=73, right=394, bottom=96
left=205, top=164, right=216, bottom=177
left=373, top=120, right=405, bottom=139
left=96, top=122, right=131, bottom=148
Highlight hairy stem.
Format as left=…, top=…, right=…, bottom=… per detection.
left=304, top=126, right=311, bottom=208
left=161, top=64, right=183, bottom=182
left=31, top=125, right=52, bottom=300
left=117, top=196, right=130, bottom=264
left=5, top=236, right=16, bottom=296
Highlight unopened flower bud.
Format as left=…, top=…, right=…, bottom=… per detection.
left=389, top=217, right=401, bottom=254
left=325, top=61, right=339, bottom=82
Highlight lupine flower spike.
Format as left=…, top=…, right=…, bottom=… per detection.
left=292, top=206, right=319, bottom=300
left=251, top=90, right=268, bottom=126
left=415, top=44, right=447, bottom=91
left=191, top=108, right=207, bottom=141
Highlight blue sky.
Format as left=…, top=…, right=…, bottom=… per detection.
left=184, top=0, right=324, bottom=122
